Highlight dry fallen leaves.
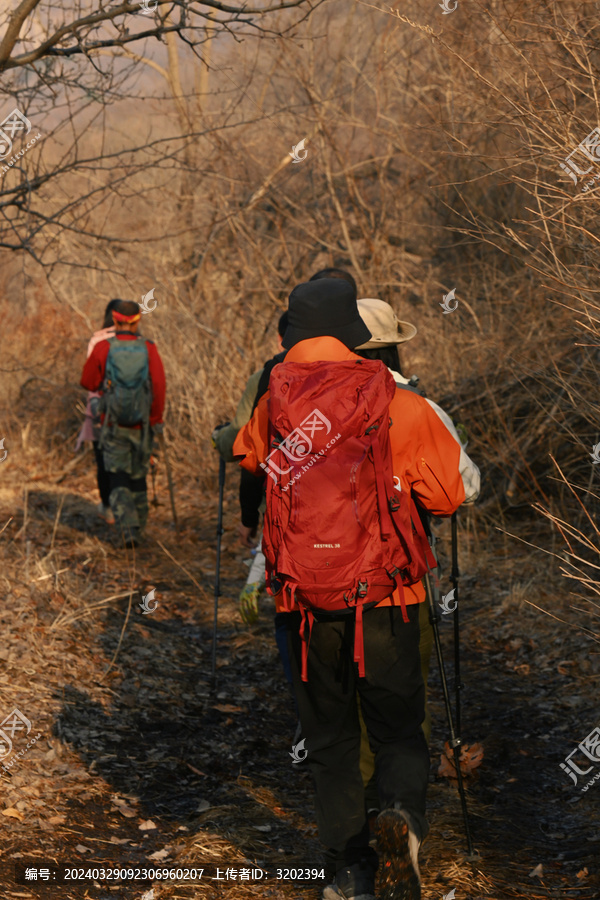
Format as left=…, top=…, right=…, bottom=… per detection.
left=147, top=848, right=170, bottom=862
left=438, top=742, right=484, bottom=784
left=75, top=844, right=93, bottom=854
left=2, top=808, right=23, bottom=820
left=112, top=796, right=137, bottom=818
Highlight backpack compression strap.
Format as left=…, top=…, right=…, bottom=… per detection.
left=299, top=606, right=315, bottom=682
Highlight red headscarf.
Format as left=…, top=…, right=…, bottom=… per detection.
left=112, top=310, right=141, bottom=324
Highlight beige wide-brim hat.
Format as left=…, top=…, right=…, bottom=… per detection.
left=355, top=298, right=417, bottom=348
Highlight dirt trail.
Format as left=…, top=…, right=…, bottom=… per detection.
left=0, top=459, right=598, bottom=900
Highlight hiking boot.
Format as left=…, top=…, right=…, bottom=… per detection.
left=97, top=502, right=115, bottom=525
left=132, top=489, right=149, bottom=532
left=322, top=860, right=376, bottom=900
left=375, top=808, right=421, bottom=900
left=120, top=527, right=141, bottom=549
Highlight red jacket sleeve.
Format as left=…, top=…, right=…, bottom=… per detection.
left=80, top=341, right=109, bottom=391
left=147, top=341, right=166, bottom=426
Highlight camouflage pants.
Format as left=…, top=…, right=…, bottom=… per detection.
left=100, top=426, right=151, bottom=539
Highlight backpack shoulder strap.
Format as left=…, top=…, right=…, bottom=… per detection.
left=394, top=379, right=424, bottom=398
left=252, top=350, right=287, bottom=414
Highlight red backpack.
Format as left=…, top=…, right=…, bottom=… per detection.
left=261, top=358, right=436, bottom=680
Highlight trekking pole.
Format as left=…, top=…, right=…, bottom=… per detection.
left=150, top=457, right=159, bottom=507
left=157, top=433, right=179, bottom=534
left=211, top=455, right=226, bottom=690
left=425, top=535, right=475, bottom=858
left=450, top=512, right=463, bottom=735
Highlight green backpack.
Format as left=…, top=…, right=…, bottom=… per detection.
left=100, top=336, right=152, bottom=430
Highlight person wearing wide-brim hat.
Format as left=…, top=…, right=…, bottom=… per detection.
left=234, top=279, right=480, bottom=900
left=353, top=297, right=479, bottom=825
left=355, top=297, right=421, bottom=390
left=356, top=297, right=480, bottom=490
left=357, top=297, right=418, bottom=347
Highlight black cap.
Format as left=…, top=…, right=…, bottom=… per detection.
left=282, top=279, right=371, bottom=350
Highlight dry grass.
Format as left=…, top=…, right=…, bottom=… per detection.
left=0, top=468, right=598, bottom=899
left=1, top=3, right=600, bottom=899
left=0, top=3, right=597, bottom=658
left=0, top=2, right=595, bottom=483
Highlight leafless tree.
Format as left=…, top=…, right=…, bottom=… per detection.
left=0, top=0, right=320, bottom=262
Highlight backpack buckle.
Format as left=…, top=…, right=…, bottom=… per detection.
left=357, top=580, right=368, bottom=598
left=388, top=494, right=401, bottom=512
left=270, top=575, right=283, bottom=595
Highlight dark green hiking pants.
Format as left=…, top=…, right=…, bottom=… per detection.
left=285, top=605, right=429, bottom=873
left=360, top=598, right=433, bottom=811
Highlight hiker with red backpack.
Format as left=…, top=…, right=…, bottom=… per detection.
left=80, top=299, right=166, bottom=547
left=213, top=269, right=358, bottom=627
left=234, top=279, right=480, bottom=900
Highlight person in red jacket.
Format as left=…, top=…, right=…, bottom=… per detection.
left=80, top=299, right=166, bottom=546
left=233, top=280, right=480, bottom=900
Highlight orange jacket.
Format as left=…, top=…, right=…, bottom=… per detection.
left=233, top=336, right=478, bottom=612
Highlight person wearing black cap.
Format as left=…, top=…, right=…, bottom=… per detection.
left=212, top=268, right=357, bottom=625
left=234, top=279, right=479, bottom=900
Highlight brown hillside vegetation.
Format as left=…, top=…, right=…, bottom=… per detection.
left=0, top=0, right=599, bottom=898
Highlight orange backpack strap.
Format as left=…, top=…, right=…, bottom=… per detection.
left=354, top=603, right=366, bottom=678
left=370, top=427, right=394, bottom=541
left=299, top=607, right=315, bottom=682
left=386, top=568, right=409, bottom=624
